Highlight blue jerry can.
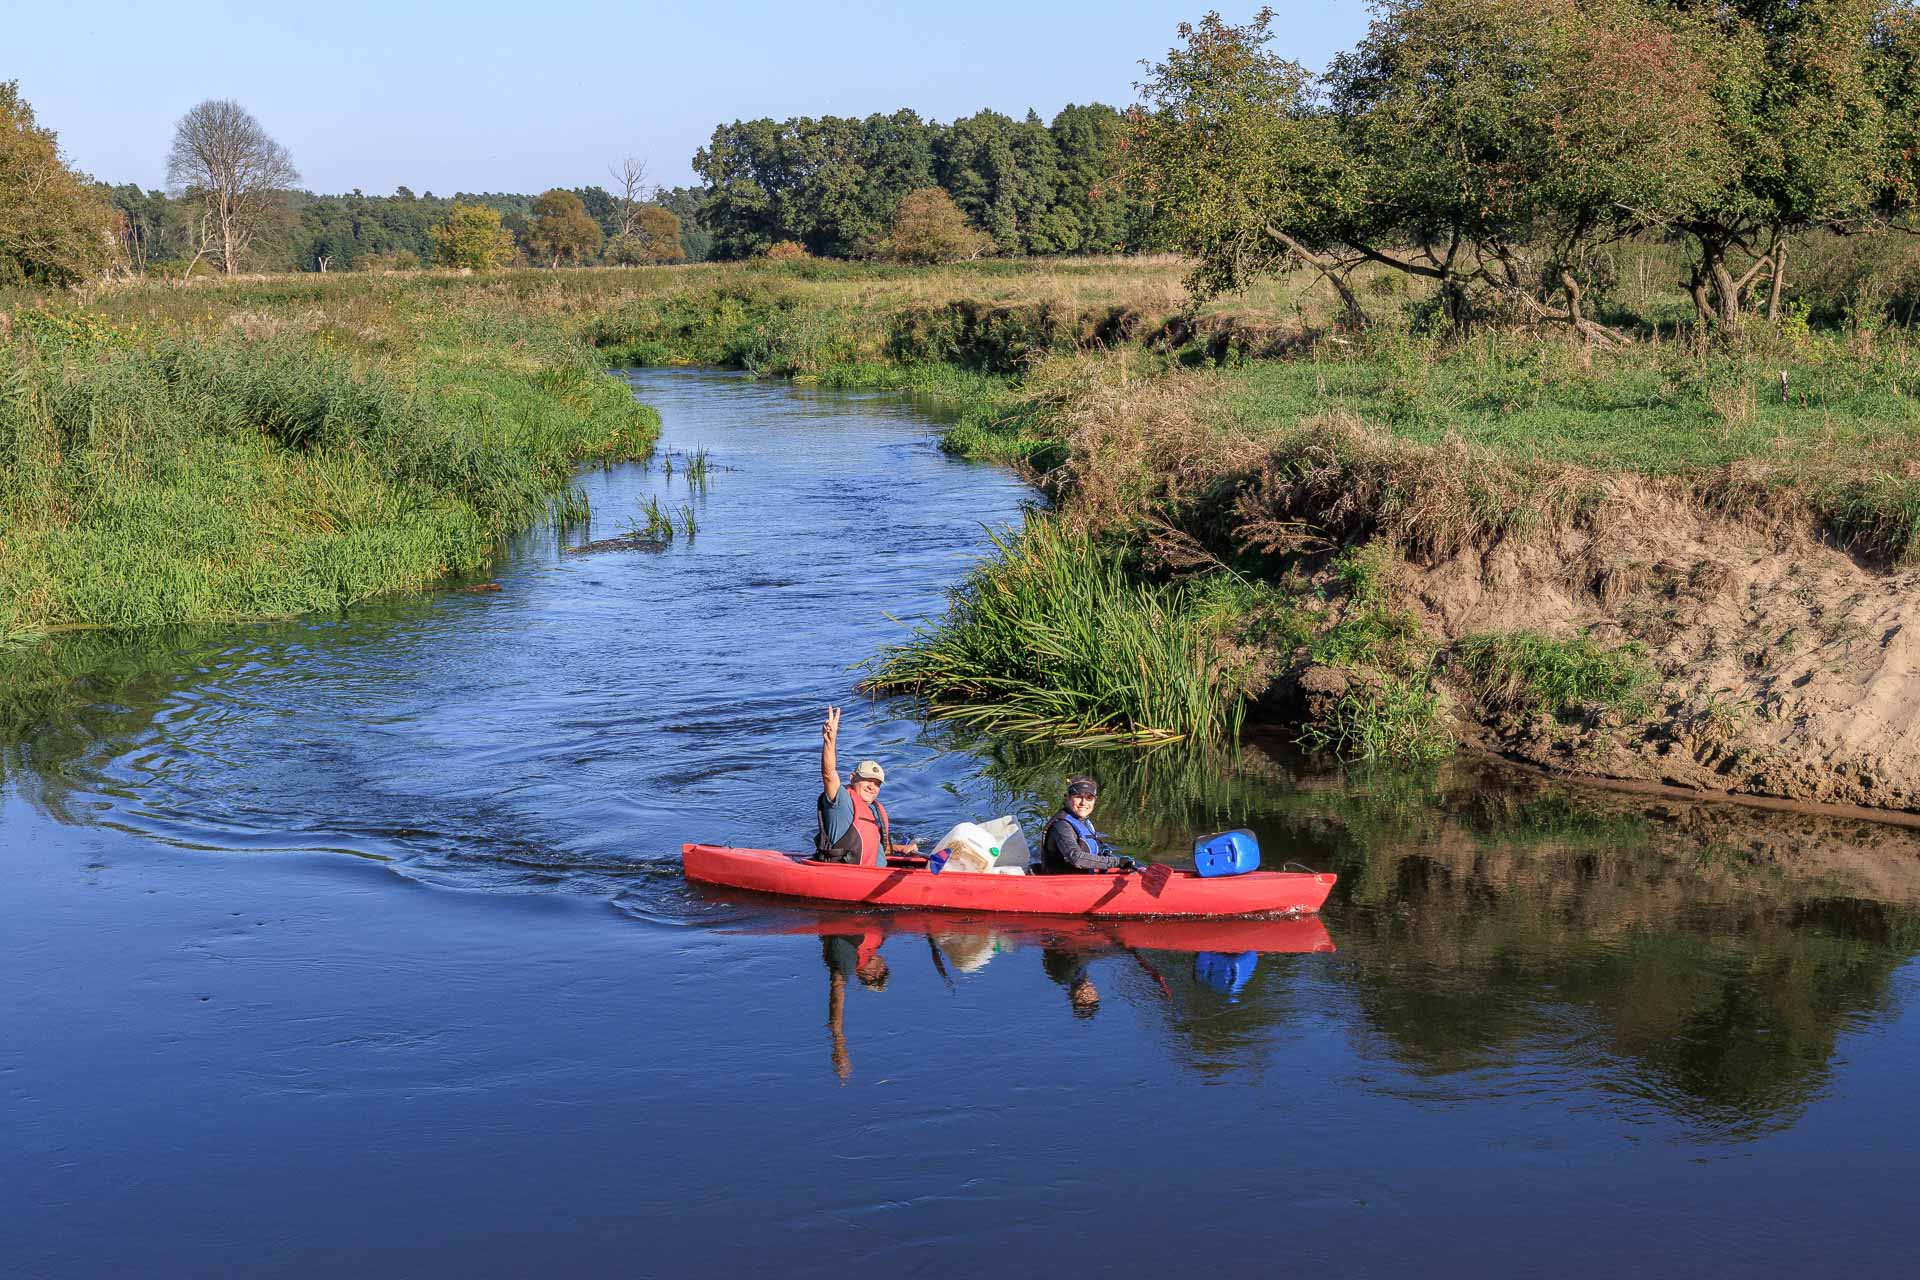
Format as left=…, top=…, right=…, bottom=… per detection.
left=1192, top=829, right=1260, bottom=877
left=1194, top=951, right=1259, bottom=997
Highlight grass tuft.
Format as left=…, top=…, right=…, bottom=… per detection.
left=1453, top=630, right=1656, bottom=722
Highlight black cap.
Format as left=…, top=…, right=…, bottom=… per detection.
left=1066, top=776, right=1099, bottom=798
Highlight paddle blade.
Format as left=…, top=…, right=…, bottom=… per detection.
left=1140, top=861, right=1173, bottom=893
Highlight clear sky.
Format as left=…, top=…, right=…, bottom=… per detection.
left=17, top=1, right=1371, bottom=197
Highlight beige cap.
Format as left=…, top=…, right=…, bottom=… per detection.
left=850, top=759, right=886, bottom=784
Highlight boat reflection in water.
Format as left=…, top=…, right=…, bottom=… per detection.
left=707, top=891, right=1335, bottom=1079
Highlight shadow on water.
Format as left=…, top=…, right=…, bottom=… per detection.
left=912, top=724, right=1920, bottom=1133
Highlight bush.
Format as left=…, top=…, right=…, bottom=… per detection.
left=877, top=188, right=989, bottom=265
left=764, top=240, right=811, bottom=262
left=430, top=204, right=515, bottom=271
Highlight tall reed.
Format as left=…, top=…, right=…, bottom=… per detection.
left=867, top=515, right=1271, bottom=746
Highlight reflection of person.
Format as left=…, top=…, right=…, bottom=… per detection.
left=1041, top=945, right=1101, bottom=1018
left=1039, top=776, right=1144, bottom=875
left=815, top=706, right=919, bottom=866
left=823, top=930, right=888, bottom=1080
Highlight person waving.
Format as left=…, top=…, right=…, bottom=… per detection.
left=814, top=706, right=919, bottom=866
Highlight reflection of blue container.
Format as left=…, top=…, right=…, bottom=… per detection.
left=1194, top=951, right=1259, bottom=996
left=1193, top=829, right=1260, bottom=877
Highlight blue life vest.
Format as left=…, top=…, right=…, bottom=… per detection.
left=1059, top=810, right=1105, bottom=859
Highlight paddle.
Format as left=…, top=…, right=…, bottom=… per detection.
left=1091, top=921, right=1172, bottom=999
left=925, top=933, right=956, bottom=992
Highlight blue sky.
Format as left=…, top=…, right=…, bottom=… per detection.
left=18, top=1, right=1371, bottom=196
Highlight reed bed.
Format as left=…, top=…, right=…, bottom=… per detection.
left=0, top=302, right=658, bottom=635
left=867, top=517, right=1274, bottom=747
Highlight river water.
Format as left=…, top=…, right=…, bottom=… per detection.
left=5, top=368, right=1920, bottom=1278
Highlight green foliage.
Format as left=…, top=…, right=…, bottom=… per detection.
left=1454, top=630, right=1656, bottom=722
left=877, top=187, right=989, bottom=264
left=1297, top=675, right=1455, bottom=764
left=868, top=516, right=1273, bottom=746
left=0, top=302, right=657, bottom=633
left=1131, top=1, right=1917, bottom=332
left=693, top=104, right=1151, bottom=261
left=0, top=81, right=118, bottom=286
left=527, top=189, right=603, bottom=267
left=430, top=203, right=516, bottom=270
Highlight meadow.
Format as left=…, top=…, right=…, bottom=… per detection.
left=9, top=249, right=1920, bottom=771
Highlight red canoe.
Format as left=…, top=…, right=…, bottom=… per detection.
left=681, top=843, right=1336, bottom=918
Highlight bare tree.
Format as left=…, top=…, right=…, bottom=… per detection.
left=166, top=99, right=298, bottom=274
left=609, top=154, right=651, bottom=239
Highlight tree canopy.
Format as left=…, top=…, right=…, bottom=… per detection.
left=527, top=189, right=603, bottom=267
left=0, top=81, right=117, bottom=287
left=1131, top=1, right=1920, bottom=333
left=693, top=104, right=1151, bottom=260
left=430, top=203, right=516, bottom=270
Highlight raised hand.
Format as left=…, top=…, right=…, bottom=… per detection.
left=820, top=705, right=843, bottom=798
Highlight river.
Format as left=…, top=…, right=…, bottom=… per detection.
left=4, top=368, right=1919, bottom=1277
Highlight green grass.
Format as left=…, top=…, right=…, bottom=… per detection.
left=866, top=516, right=1279, bottom=747
left=0, top=304, right=657, bottom=634
left=1453, top=630, right=1657, bottom=723
left=1297, top=675, right=1455, bottom=764
left=1216, top=328, right=1920, bottom=476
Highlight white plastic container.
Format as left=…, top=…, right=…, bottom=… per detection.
left=978, top=815, right=1031, bottom=869
left=928, top=821, right=1000, bottom=874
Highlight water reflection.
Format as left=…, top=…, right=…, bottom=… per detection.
left=717, top=899, right=1338, bottom=1077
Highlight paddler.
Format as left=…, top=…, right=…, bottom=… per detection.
left=1038, top=776, right=1147, bottom=875
left=814, top=705, right=920, bottom=866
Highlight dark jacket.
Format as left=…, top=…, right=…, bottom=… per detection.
left=1039, top=810, right=1122, bottom=874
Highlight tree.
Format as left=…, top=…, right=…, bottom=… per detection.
left=1132, top=4, right=1731, bottom=338
left=879, top=187, right=988, bottom=263
left=636, top=205, right=683, bottom=261
left=1325, top=0, right=1724, bottom=336
left=605, top=206, right=684, bottom=265
left=1642, top=0, right=1918, bottom=328
left=526, top=188, right=602, bottom=267
left=430, top=203, right=515, bottom=270
left=1050, top=103, right=1137, bottom=254
left=0, top=81, right=117, bottom=286
left=165, top=99, right=298, bottom=274
left=610, top=155, right=650, bottom=239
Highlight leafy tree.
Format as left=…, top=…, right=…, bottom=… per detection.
left=935, top=111, right=1023, bottom=253
left=430, top=202, right=515, bottom=269
left=878, top=187, right=988, bottom=263
left=1132, top=4, right=1741, bottom=337
left=605, top=206, right=684, bottom=265
left=0, top=81, right=118, bottom=286
left=1326, top=0, right=1725, bottom=335
left=527, top=189, right=602, bottom=267
left=1643, top=0, right=1919, bottom=327
left=99, top=183, right=173, bottom=275
left=654, top=186, right=714, bottom=261
left=166, top=99, right=298, bottom=274
left=636, top=205, right=683, bottom=262
left=571, top=184, right=619, bottom=238
left=1050, top=103, right=1136, bottom=254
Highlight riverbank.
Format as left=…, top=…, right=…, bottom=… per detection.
left=0, top=282, right=660, bottom=638
left=13, top=260, right=1920, bottom=816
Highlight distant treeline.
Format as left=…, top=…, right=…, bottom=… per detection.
left=692, top=105, right=1153, bottom=259
left=97, top=183, right=713, bottom=275
left=77, top=101, right=1148, bottom=275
